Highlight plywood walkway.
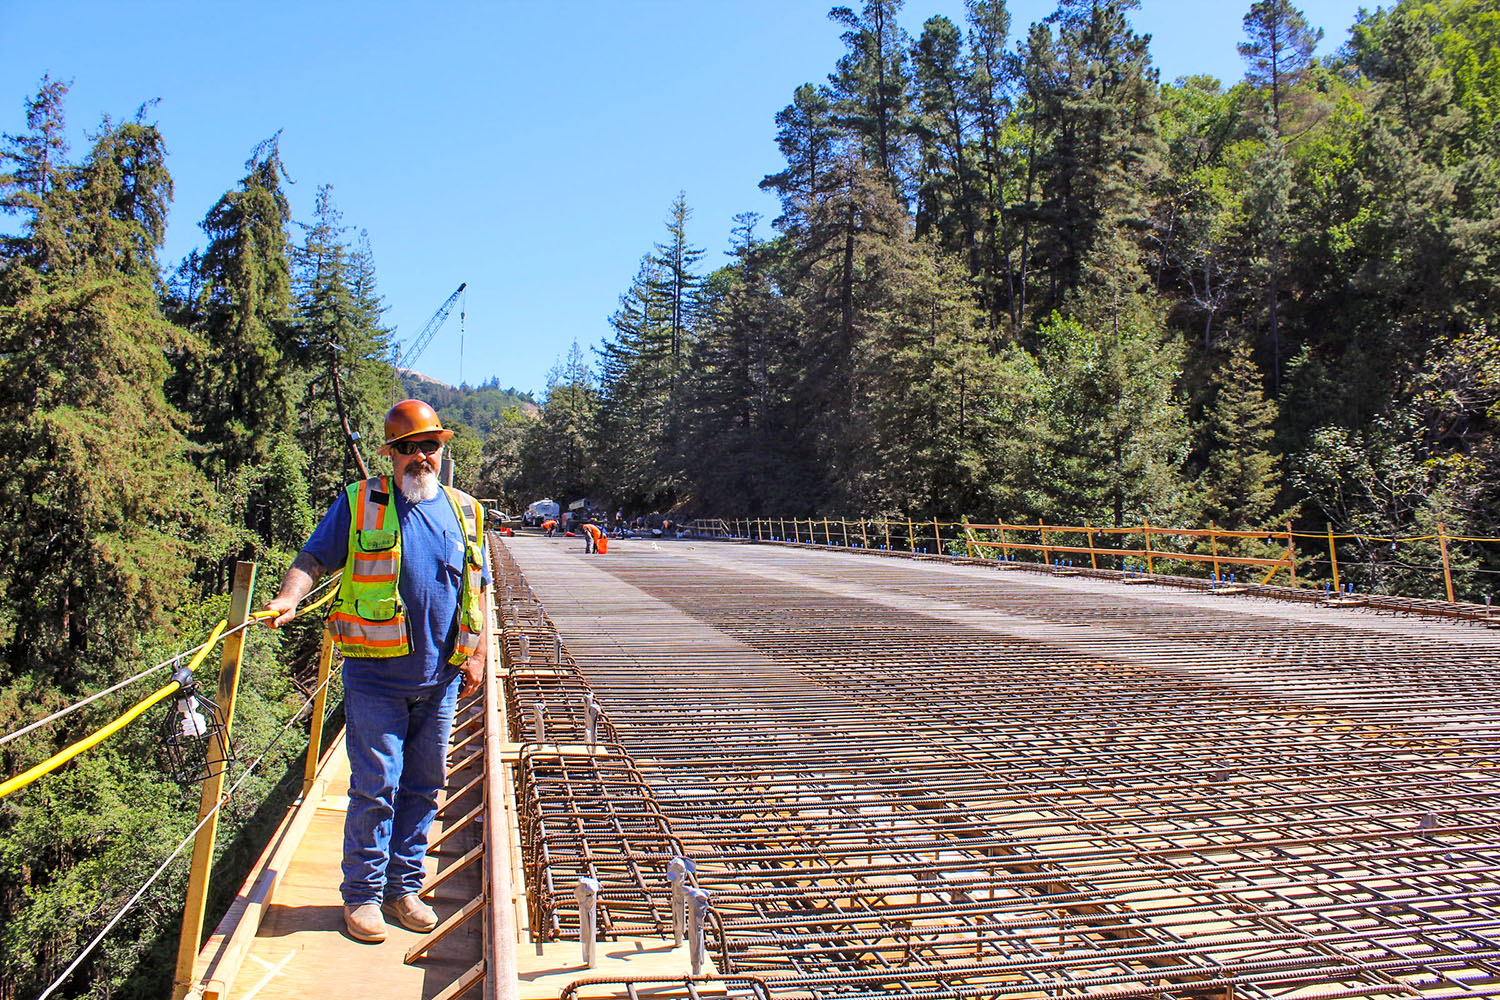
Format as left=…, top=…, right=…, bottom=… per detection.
left=235, top=739, right=485, bottom=1000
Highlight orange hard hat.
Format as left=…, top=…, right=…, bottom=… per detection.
left=381, top=399, right=454, bottom=450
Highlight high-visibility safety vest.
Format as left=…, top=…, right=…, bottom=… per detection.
left=330, top=476, right=486, bottom=664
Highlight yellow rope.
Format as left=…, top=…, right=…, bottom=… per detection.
left=0, top=572, right=342, bottom=799
left=0, top=621, right=227, bottom=800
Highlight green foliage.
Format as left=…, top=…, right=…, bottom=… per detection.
left=1028, top=312, right=1189, bottom=526
left=0, top=81, right=399, bottom=1000
left=173, top=135, right=297, bottom=483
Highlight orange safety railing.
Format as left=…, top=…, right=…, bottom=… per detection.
left=730, top=515, right=1500, bottom=605
left=959, top=520, right=1297, bottom=585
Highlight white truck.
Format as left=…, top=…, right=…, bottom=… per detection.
left=523, top=498, right=561, bottom=527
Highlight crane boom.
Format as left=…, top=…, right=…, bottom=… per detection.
left=395, top=282, right=466, bottom=371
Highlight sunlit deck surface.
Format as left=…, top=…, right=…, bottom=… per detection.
left=501, top=533, right=1500, bottom=1000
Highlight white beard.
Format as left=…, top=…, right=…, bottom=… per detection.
left=399, top=464, right=440, bottom=503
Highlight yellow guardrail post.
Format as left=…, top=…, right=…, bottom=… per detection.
left=1439, top=523, right=1455, bottom=602
left=963, top=518, right=975, bottom=560
left=907, top=518, right=916, bottom=553
left=932, top=518, right=942, bottom=555
left=1143, top=521, right=1155, bottom=575
left=302, top=621, right=336, bottom=797
left=1287, top=522, right=1297, bottom=587
left=1326, top=523, right=1341, bottom=593
left=1000, top=522, right=1010, bottom=561
left=1210, top=523, right=1220, bottom=583
left=1040, top=517, right=1050, bottom=566
left=1085, top=522, right=1097, bottom=570
left=174, top=560, right=258, bottom=1000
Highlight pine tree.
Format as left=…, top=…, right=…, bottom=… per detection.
left=1023, top=0, right=1163, bottom=314
left=911, top=14, right=979, bottom=263
left=519, top=343, right=599, bottom=501
left=293, top=188, right=396, bottom=498
left=593, top=195, right=703, bottom=508
left=963, top=0, right=1019, bottom=333
left=681, top=214, right=805, bottom=514
left=783, top=160, right=910, bottom=508
left=828, top=0, right=914, bottom=187
left=1197, top=341, right=1285, bottom=533
left=760, top=83, right=840, bottom=229
left=0, top=110, right=224, bottom=686
left=1030, top=311, right=1189, bottom=528
left=861, top=235, right=1028, bottom=516
left=0, top=75, right=71, bottom=274
left=1238, top=0, right=1323, bottom=133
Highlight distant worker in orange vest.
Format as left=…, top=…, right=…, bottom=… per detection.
left=582, top=520, right=606, bottom=554
left=541, top=517, right=558, bottom=538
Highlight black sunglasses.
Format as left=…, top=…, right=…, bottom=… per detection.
left=393, top=439, right=443, bottom=455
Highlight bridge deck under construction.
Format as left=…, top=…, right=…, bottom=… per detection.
left=208, top=532, right=1500, bottom=1000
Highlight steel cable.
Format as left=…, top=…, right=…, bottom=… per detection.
left=34, top=666, right=338, bottom=1000
left=0, top=573, right=341, bottom=748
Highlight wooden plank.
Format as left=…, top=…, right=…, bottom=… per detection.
left=191, top=736, right=345, bottom=1000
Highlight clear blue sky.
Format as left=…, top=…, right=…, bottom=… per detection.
left=2, top=0, right=1369, bottom=396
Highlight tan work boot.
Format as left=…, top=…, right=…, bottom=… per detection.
left=383, top=893, right=438, bottom=933
left=343, top=902, right=387, bottom=942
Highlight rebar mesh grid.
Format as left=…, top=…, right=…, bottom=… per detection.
left=499, top=539, right=1500, bottom=1000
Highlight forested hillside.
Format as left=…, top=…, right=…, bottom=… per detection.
left=506, top=0, right=1500, bottom=600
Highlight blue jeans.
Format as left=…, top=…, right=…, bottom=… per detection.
left=340, top=675, right=460, bottom=906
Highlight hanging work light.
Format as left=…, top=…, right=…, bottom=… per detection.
left=156, top=664, right=231, bottom=787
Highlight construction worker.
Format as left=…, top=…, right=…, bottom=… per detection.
left=264, top=399, right=491, bottom=944
left=541, top=517, right=558, bottom=538
left=582, top=519, right=605, bottom=554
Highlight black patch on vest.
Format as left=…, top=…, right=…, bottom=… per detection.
left=369, top=490, right=390, bottom=506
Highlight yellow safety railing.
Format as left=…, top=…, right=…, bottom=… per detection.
left=729, top=516, right=1500, bottom=603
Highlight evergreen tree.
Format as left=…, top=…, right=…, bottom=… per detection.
left=1196, top=341, right=1285, bottom=533
left=175, top=135, right=297, bottom=486
left=0, top=75, right=71, bottom=275
left=861, top=235, right=1028, bottom=517
left=595, top=256, right=672, bottom=506
left=518, top=343, right=599, bottom=502
left=760, top=83, right=840, bottom=229
left=911, top=15, right=979, bottom=263
left=1238, top=0, right=1323, bottom=132
left=1023, top=0, right=1163, bottom=314
left=828, top=0, right=914, bottom=188
left=476, top=405, right=532, bottom=510
left=963, top=0, right=1019, bottom=332
left=682, top=215, right=807, bottom=514
left=0, top=109, right=224, bottom=687
left=293, top=189, right=396, bottom=498
left=783, top=160, right=910, bottom=508
left=1030, top=311, right=1189, bottom=528
left=593, top=195, right=703, bottom=509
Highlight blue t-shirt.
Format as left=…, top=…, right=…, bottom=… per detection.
left=303, top=487, right=492, bottom=695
